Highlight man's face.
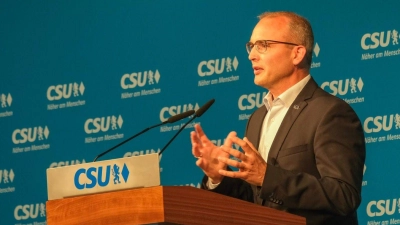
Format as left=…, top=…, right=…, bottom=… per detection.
left=248, top=17, right=296, bottom=92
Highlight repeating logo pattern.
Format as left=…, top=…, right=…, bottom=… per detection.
left=47, top=82, right=86, bottom=110
left=0, top=92, right=13, bottom=118
left=120, top=69, right=162, bottom=99
left=237, top=91, right=267, bottom=121
left=0, top=169, right=15, bottom=184
left=361, top=28, right=400, bottom=60
left=320, top=77, right=365, bottom=104
left=1, top=93, right=12, bottom=108
left=11, top=126, right=51, bottom=154
left=84, top=115, right=125, bottom=144
left=197, top=56, right=240, bottom=87
left=364, top=113, right=400, bottom=145
left=14, top=203, right=46, bottom=221
left=366, top=198, right=400, bottom=217
left=0, top=3, right=399, bottom=225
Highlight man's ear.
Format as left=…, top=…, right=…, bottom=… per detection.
left=292, top=45, right=307, bottom=66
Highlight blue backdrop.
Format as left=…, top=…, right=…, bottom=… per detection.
left=1, top=1, right=400, bottom=224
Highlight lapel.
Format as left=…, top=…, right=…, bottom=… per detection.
left=252, top=107, right=267, bottom=150
left=267, top=77, right=318, bottom=164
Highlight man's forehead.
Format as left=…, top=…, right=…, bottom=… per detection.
left=250, top=17, right=288, bottom=40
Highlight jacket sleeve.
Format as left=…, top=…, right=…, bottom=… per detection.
left=200, top=168, right=254, bottom=203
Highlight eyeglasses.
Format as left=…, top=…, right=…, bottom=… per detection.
left=246, top=40, right=299, bottom=54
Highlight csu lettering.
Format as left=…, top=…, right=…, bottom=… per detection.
left=120, top=70, right=159, bottom=89
left=197, top=57, right=237, bottom=77
left=321, top=78, right=363, bottom=96
left=84, top=115, right=122, bottom=134
left=361, top=30, right=392, bottom=50
left=14, top=204, right=43, bottom=220
left=12, top=126, right=48, bottom=144
left=238, top=92, right=266, bottom=110
left=74, top=166, right=112, bottom=189
left=366, top=199, right=399, bottom=217
left=47, top=82, right=83, bottom=101
left=363, top=114, right=396, bottom=133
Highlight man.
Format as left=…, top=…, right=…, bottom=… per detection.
left=190, top=11, right=365, bottom=225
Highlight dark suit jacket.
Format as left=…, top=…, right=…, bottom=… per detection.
left=202, top=77, right=366, bottom=225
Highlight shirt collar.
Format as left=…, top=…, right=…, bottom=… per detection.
left=264, top=75, right=311, bottom=110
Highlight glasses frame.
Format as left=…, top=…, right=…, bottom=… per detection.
left=246, top=40, right=300, bottom=54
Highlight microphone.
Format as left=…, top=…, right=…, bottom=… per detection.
left=158, top=99, right=215, bottom=156
left=93, top=109, right=195, bottom=162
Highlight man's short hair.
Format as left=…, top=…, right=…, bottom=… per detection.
left=258, top=11, right=314, bottom=69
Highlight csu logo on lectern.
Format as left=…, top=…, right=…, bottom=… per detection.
left=74, top=163, right=129, bottom=189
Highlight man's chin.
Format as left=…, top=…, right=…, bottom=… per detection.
left=254, top=77, right=264, bottom=86
left=253, top=78, right=269, bottom=89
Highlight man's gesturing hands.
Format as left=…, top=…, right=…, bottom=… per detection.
left=191, top=124, right=267, bottom=186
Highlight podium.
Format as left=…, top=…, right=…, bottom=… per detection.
left=46, top=186, right=306, bottom=225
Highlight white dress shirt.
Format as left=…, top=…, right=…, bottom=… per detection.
left=258, top=75, right=311, bottom=160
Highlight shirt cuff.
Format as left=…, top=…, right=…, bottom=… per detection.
left=206, top=177, right=221, bottom=190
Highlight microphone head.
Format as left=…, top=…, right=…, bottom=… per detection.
left=166, top=110, right=195, bottom=123
left=195, top=99, right=215, bottom=117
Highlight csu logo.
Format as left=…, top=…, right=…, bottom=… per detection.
left=121, top=70, right=161, bottom=89
left=12, top=126, right=50, bottom=144
left=363, top=113, right=400, bottom=133
left=198, top=56, right=239, bottom=77
left=84, top=115, right=123, bottom=134
left=14, top=203, right=46, bottom=220
left=74, top=163, right=129, bottom=189
left=238, top=92, right=266, bottom=111
left=47, top=82, right=85, bottom=101
left=159, top=103, right=200, bottom=122
left=1, top=93, right=12, bottom=107
left=0, top=169, right=15, bottom=184
left=321, top=77, right=364, bottom=96
left=361, top=29, right=399, bottom=50
left=366, top=198, right=400, bottom=217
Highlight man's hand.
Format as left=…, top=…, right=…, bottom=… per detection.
left=190, top=124, right=236, bottom=183
left=218, top=136, right=267, bottom=186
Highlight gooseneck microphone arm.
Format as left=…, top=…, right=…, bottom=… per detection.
left=158, top=99, right=215, bottom=156
left=93, top=109, right=195, bottom=162
left=158, top=115, right=196, bottom=156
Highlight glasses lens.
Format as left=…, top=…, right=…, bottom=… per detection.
left=255, top=40, right=267, bottom=53
left=246, top=42, right=253, bottom=54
